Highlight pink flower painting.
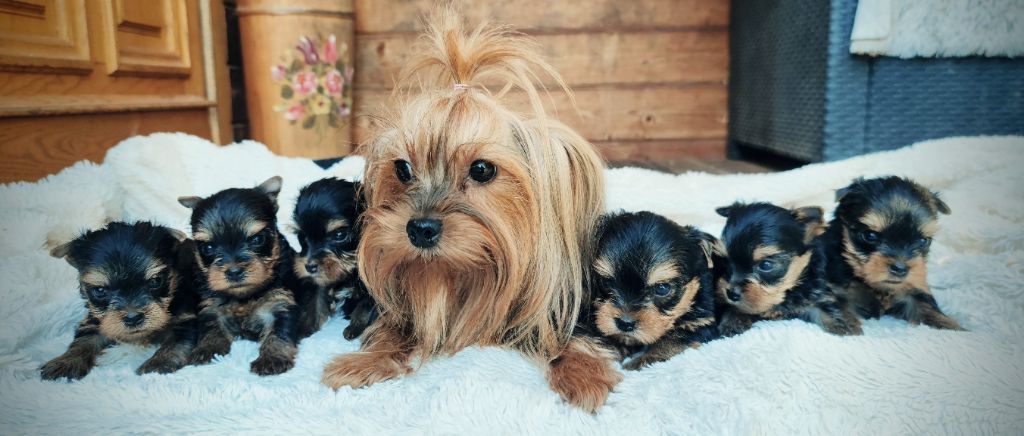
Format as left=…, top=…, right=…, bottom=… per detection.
left=324, top=69, right=344, bottom=95
left=272, top=34, right=353, bottom=138
left=291, top=71, right=317, bottom=95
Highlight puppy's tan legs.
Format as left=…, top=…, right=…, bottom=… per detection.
left=889, top=289, right=964, bottom=330
left=322, top=321, right=413, bottom=389
left=717, top=309, right=759, bottom=337
left=623, top=338, right=692, bottom=371
left=547, top=335, right=623, bottom=413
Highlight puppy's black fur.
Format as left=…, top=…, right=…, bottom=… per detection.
left=822, top=176, right=961, bottom=330
left=41, top=222, right=198, bottom=380
left=714, top=202, right=861, bottom=336
left=179, top=176, right=303, bottom=375
left=583, top=211, right=719, bottom=370
left=291, top=177, right=377, bottom=340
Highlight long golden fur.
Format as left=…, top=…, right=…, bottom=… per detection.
left=321, top=8, right=611, bottom=411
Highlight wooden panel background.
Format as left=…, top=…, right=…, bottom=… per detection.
left=0, top=0, right=231, bottom=183
left=351, top=0, right=730, bottom=164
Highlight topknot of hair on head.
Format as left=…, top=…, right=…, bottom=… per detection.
left=396, top=6, right=573, bottom=121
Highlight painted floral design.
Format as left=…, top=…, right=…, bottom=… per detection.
left=272, top=34, right=353, bottom=139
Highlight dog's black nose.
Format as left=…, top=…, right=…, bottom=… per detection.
left=123, top=312, right=145, bottom=327
left=614, top=316, right=637, bottom=332
left=726, top=286, right=743, bottom=302
left=305, top=261, right=319, bottom=274
left=889, top=262, right=909, bottom=277
left=225, top=267, right=245, bottom=282
left=407, top=218, right=442, bottom=248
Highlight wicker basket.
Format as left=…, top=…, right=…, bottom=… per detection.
left=728, top=0, right=1024, bottom=162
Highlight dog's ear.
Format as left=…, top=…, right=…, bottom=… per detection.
left=49, top=240, right=80, bottom=268
left=692, top=229, right=726, bottom=269
left=791, top=206, right=826, bottom=244
left=791, top=206, right=824, bottom=225
left=168, top=228, right=188, bottom=242
left=178, top=196, right=203, bottom=209
left=257, top=176, right=283, bottom=202
left=930, top=191, right=951, bottom=215
left=835, top=177, right=865, bottom=202
left=715, top=203, right=738, bottom=218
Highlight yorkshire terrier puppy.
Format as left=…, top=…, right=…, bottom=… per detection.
left=41, top=222, right=198, bottom=380
left=714, top=202, right=862, bottom=337
left=178, top=176, right=303, bottom=375
left=291, top=177, right=377, bottom=340
left=587, top=212, right=720, bottom=370
left=822, top=176, right=961, bottom=330
left=321, top=10, right=617, bottom=412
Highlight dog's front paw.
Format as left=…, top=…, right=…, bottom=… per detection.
left=321, top=352, right=410, bottom=389
left=622, top=357, right=651, bottom=371
left=188, top=342, right=230, bottom=365
left=40, top=356, right=92, bottom=381
left=137, top=353, right=187, bottom=375
left=343, top=323, right=368, bottom=341
left=547, top=339, right=623, bottom=413
left=250, top=353, right=295, bottom=376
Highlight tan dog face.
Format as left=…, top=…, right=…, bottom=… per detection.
left=50, top=222, right=185, bottom=344
left=180, top=177, right=284, bottom=299
left=355, top=13, right=605, bottom=358
left=291, top=178, right=362, bottom=288
left=716, top=203, right=821, bottom=315
left=589, top=212, right=716, bottom=345
left=833, top=177, right=949, bottom=292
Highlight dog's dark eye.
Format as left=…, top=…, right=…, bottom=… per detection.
left=331, top=228, right=350, bottom=242
left=469, top=160, right=496, bottom=183
left=249, top=233, right=266, bottom=247
left=652, top=283, right=672, bottom=297
left=917, top=237, right=930, bottom=248
left=200, top=243, right=215, bottom=257
left=90, top=287, right=108, bottom=300
left=861, top=231, right=879, bottom=244
left=394, top=160, right=413, bottom=184
left=147, top=276, right=164, bottom=290
left=757, top=260, right=776, bottom=272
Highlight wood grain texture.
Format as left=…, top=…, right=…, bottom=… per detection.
left=202, top=0, right=233, bottom=143
left=353, top=85, right=728, bottom=144
left=97, top=0, right=194, bottom=76
left=353, top=0, right=728, bottom=33
left=0, top=0, right=231, bottom=182
left=237, top=6, right=355, bottom=158
left=0, top=0, right=92, bottom=73
left=595, top=139, right=726, bottom=162
left=354, top=30, right=728, bottom=89
left=350, top=0, right=731, bottom=165
left=0, top=110, right=211, bottom=183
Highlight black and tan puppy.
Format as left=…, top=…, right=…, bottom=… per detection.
left=291, top=177, right=377, bottom=340
left=822, top=176, right=961, bottom=330
left=178, top=176, right=303, bottom=375
left=714, top=202, right=862, bottom=337
left=41, top=222, right=198, bottom=380
left=587, top=211, right=719, bottom=370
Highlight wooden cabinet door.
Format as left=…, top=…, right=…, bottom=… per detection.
left=0, top=0, right=231, bottom=183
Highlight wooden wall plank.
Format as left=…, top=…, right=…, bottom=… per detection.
left=0, top=110, right=211, bottom=183
left=355, top=30, right=728, bottom=89
left=353, top=85, right=727, bottom=143
left=350, top=0, right=731, bottom=162
left=354, top=0, right=728, bottom=33
left=594, top=139, right=727, bottom=163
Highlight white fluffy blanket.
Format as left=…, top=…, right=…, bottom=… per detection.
left=850, top=0, right=1024, bottom=58
left=1, top=133, right=1023, bottom=434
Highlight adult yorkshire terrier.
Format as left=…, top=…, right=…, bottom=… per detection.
left=321, top=10, right=616, bottom=411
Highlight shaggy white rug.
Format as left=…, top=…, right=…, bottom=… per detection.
left=850, top=0, right=1024, bottom=58
left=1, top=133, right=1022, bottom=435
